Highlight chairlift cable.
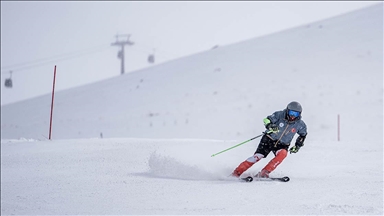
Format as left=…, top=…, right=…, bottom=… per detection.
left=1, top=44, right=110, bottom=73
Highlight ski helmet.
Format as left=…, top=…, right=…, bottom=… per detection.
left=286, top=101, right=302, bottom=121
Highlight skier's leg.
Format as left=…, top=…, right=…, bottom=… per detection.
left=232, top=135, right=271, bottom=177
left=231, top=153, right=264, bottom=177
left=259, top=148, right=288, bottom=177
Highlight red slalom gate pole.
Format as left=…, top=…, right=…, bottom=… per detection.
left=337, top=114, right=340, bottom=141
left=49, top=65, right=57, bottom=140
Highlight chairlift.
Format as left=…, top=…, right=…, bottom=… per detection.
left=147, top=49, right=155, bottom=64
left=148, top=54, right=155, bottom=64
left=4, top=71, right=12, bottom=88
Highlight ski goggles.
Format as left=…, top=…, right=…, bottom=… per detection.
left=288, top=110, right=300, bottom=118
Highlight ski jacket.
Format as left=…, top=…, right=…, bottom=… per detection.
left=264, top=109, right=307, bottom=145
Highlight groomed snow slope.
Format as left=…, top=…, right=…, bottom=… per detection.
left=1, top=137, right=383, bottom=215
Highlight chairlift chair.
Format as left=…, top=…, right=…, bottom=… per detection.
left=4, top=78, right=12, bottom=88
left=148, top=54, right=155, bottom=64
left=4, top=71, right=12, bottom=88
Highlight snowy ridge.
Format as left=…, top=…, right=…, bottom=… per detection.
left=1, top=4, right=382, bottom=142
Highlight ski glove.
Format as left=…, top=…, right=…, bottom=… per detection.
left=289, top=145, right=300, bottom=154
left=263, top=118, right=279, bottom=134
left=267, top=124, right=279, bottom=134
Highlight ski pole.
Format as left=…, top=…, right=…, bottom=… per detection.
left=210, top=133, right=265, bottom=157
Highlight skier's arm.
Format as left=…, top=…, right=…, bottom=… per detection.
left=296, top=121, right=307, bottom=147
left=295, top=133, right=307, bottom=147
left=290, top=122, right=307, bottom=154
left=263, top=111, right=281, bottom=133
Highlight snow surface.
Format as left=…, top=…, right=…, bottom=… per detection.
left=1, top=4, right=383, bottom=215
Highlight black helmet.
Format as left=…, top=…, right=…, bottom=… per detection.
left=286, top=101, right=302, bottom=121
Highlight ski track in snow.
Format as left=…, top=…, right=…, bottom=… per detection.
left=148, top=152, right=219, bottom=181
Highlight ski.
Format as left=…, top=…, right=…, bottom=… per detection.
left=241, top=176, right=290, bottom=182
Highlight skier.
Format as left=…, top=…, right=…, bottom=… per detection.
left=232, top=101, right=308, bottom=178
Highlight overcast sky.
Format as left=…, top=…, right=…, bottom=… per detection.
left=0, top=1, right=380, bottom=105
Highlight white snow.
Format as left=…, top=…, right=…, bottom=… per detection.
left=1, top=4, right=383, bottom=215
